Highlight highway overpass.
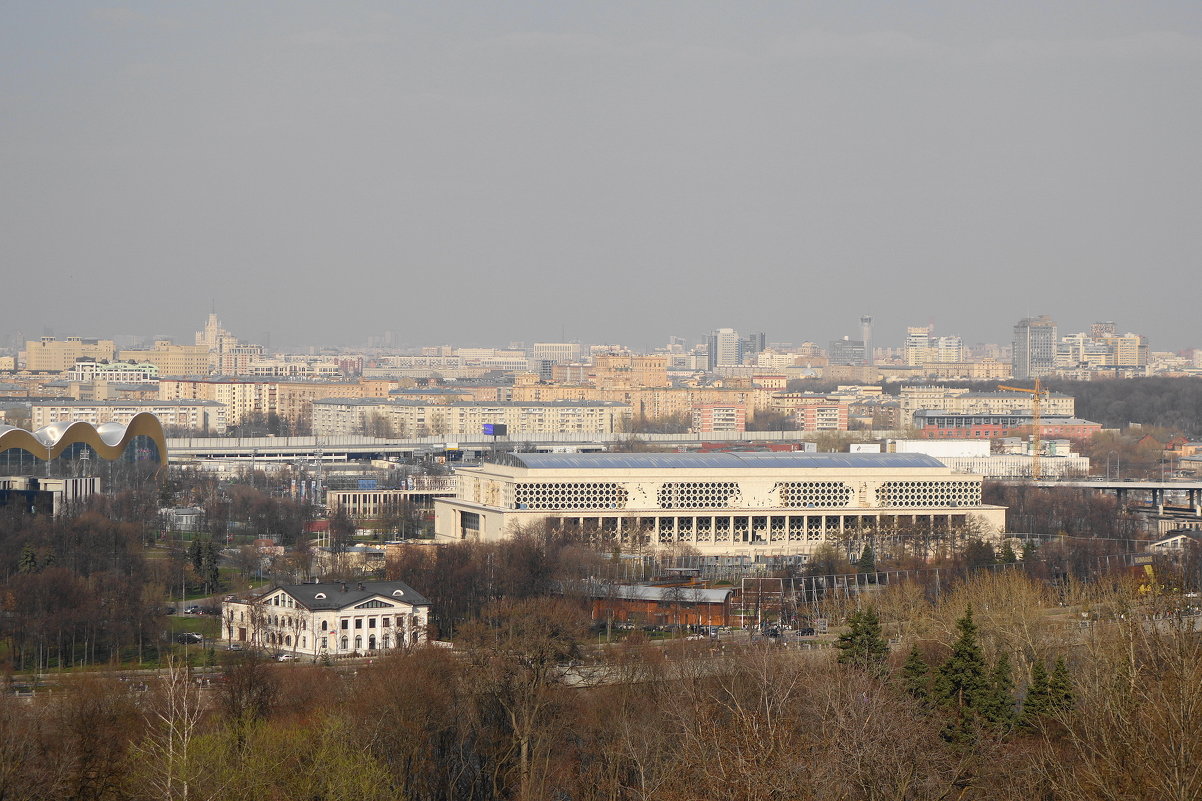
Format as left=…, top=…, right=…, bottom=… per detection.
left=166, top=430, right=839, bottom=464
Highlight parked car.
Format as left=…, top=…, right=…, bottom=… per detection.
left=277, top=653, right=297, bottom=662
left=184, top=606, right=200, bottom=615
left=175, top=632, right=203, bottom=644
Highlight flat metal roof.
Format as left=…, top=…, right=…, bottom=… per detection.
left=495, top=452, right=947, bottom=470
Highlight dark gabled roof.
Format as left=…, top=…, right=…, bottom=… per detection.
left=273, top=580, right=430, bottom=611
left=493, top=452, right=947, bottom=470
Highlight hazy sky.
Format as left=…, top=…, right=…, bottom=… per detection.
left=3, top=2, right=1200, bottom=351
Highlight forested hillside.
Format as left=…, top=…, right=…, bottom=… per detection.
left=3, top=572, right=1200, bottom=801
left=1045, top=377, right=1202, bottom=434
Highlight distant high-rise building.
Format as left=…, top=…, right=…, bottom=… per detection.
left=740, top=332, right=766, bottom=359
left=1103, top=333, right=1147, bottom=368
left=531, top=343, right=582, bottom=364
left=194, top=312, right=264, bottom=374
left=1090, top=321, right=1117, bottom=339
left=933, top=335, right=964, bottom=363
left=860, top=316, right=874, bottom=366
left=707, top=328, right=742, bottom=370
left=904, top=324, right=963, bottom=366
left=828, top=336, right=867, bottom=366
left=904, top=326, right=933, bottom=366
left=1012, top=315, right=1058, bottom=379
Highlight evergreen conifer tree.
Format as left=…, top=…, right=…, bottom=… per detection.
left=836, top=606, right=890, bottom=673
left=18, top=544, right=38, bottom=574
left=202, top=539, right=221, bottom=593
left=999, top=541, right=1018, bottom=563
left=901, top=646, right=930, bottom=702
left=1020, top=660, right=1052, bottom=728
left=1048, top=657, right=1073, bottom=712
left=856, top=545, right=876, bottom=576
left=188, top=538, right=204, bottom=573
left=1021, top=540, right=1038, bottom=561
left=979, top=652, right=1016, bottom=728
left=934, top=606, right=988, bottom=711
left=944, top=705, right=979, bottom=748
left=963, top=539, right=996, bottom=571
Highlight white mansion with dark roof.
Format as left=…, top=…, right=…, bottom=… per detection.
left=434, top=452, right=1006, bottom=558
left=222, top=581, right=431, bottom=657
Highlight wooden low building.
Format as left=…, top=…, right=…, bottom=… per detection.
left=588, top=584, right=734, bottom=627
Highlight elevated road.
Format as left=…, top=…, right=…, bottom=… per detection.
left=1031, top=479, right=1202, bottom=492
left=165, top=430, right=841, bottom=463
left=1028, top=479, right=1202, bottom=518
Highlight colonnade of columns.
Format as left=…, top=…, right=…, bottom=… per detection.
left=551, top=512, right=969, bottom=548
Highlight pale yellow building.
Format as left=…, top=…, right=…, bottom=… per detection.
left=120, top=340, right=212, bottom=376
left=506, top=385, right=774, bottom=422
left=588, top=354, right=670, bottom=388
left=1102, top=334, right=1147, bottom=368
left=917, top=360, right=1011, bottom=381
left=159, top=377, right=375, bottom=426
left=24, top=337, right=116, bottom=372
left=312, top=398, right=630, bottom=438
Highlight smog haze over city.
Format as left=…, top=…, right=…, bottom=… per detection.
left=3, top=2, right=1200, bottom=350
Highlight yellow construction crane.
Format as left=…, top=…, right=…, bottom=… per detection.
left=997, top=378, right=1047, bottom=479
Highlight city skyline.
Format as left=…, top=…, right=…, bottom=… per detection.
left=3, top=3, right=1201, bottom=350
left=0, top=310, right=1181, bottom=357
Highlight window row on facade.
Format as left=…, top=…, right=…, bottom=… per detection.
left=235, top=609, right=420, bottom=632
left=258, top=630, right=420, bottom=651
left=510, top=480, right=981, bottom=511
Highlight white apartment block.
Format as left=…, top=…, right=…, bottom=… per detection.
left=31, top=400, right=227, bottom=433
left=160, top=378, right=265, bottom=425
left=532, top=343, right=583, bottom=364
left=63, top=361, right=160, bottom=383
left=243, top=359, right=343, bottom=378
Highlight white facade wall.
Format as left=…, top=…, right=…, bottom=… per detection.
left=939, top=455, right=1089, bottom=478
left=63, top=362, right=159, bottom=382
left=31, top=401, right=226, bottom=433
left=222, top=588, right=429, bottom=657
left=532, top=343, right=582, bottom=364
left=435, top=457, right=1006, bottom=557
left=892, top=439, right=991, bottom=458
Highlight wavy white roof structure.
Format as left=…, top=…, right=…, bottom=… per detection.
left=0, top=413, right=167, bottom=462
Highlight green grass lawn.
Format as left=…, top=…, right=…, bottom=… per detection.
left=167, top=614, right=222, bottom=639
